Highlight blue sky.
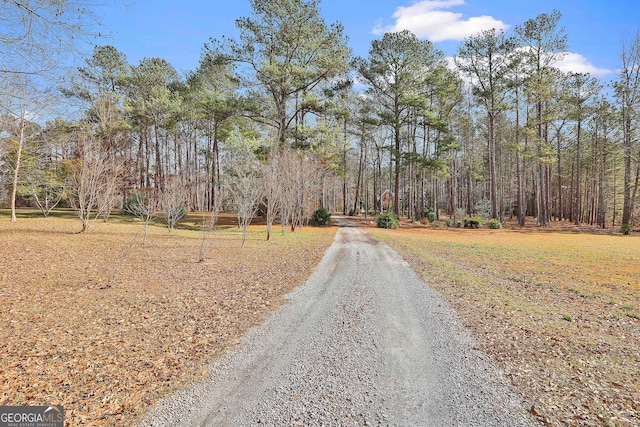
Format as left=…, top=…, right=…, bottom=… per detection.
left=96, top=0, right=640, bottom=80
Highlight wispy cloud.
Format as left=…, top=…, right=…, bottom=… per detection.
left=553, top=52, right=613, bottom=78
left=373, top=0, right=509, bottom=42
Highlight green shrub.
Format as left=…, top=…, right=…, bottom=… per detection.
left=377, top=212, right=399, bottom=229
left=310, top=208, right=332, bottom=226
left=447, top=219, right=463, bottom=227
left=487, top=219, right=502, bottom=229
left=621, top=223, right=632, bottom=235
left=425, top=209, right=437, bottom=223
left=123, top=192, right=145, bottom=215
left=463, top=217, right=484, bottom=228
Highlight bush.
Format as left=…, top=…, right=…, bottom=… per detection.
left=425, top=209, right=437, bottom=223
left=463, top=217, right=484, bottom=228
left=621, top=223, right=632, bottom=235
left=487, top=219, right=502, bottom=229
left=310, top=208, right=332, bottom=226
left=123, top=192, right=146, bottom=215
left=377, top=212, right=399, bottom=229
left=474, top=199, right=491, bottom=218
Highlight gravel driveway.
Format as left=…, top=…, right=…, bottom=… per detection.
left=139, top=221, right=540, bottom=426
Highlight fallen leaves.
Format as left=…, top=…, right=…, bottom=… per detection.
left=373, top=225, right=640, bottom=427
left=0, top=214, right=336, bottom=426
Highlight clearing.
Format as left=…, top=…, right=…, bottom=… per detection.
left=370, top=222, right=640, bottom=426
left=139, top=220, right=538, bottom=426
left=0, top=211, right=335, bottom=426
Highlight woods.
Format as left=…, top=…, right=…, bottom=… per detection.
left=2, top=1, right=640, bottom=233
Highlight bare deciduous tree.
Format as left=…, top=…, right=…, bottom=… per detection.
left=230, top=163, right=263, bottom=248
left=125, top=189, right=159, bottom=245
left=0, top=0, right=104, bottom=79
left=278, top=148, right=325, bottom=233
left=160, top=175, right=186, bottom=232
left=198, top=186, right=224, bottom=262
left=20, top=178, right=65, bottom=217
left=262, top=148, right=283, bottom=241
left=65, top=129, right=120, bottom=233
left=9, top=106, right=27, bottom=222
left=278, top=148, right=299, bottom=235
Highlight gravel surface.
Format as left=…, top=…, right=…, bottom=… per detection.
left=138, top=221, right=541, bottom=427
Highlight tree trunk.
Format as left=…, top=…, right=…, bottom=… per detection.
left=631, top=148, right=640, bottom=216
left=574, top=121, right=582, bottom=225
left=556, top=132, right=563, bottom=221
left=488, top=112, right=499, bottom=219
left=353, top=137, right=364, bottom=215
left=10, top=114, right=26, bottom=222
left=598, top=148, right=607, bottom=228
left=622, top=115, right=633, bottom=225
left=394, top=123, right=401, bottom=217
left=342, top=116, right=348, bottom=215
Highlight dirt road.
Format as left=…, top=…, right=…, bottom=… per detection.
left=140, top=222, right=539, bottom=426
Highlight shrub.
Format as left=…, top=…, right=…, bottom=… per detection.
left=487, top=219, right=502, bottom=229
left=425, top=209, right=437, bottom=223
left=310, top=207, right=332, bottom=226
left=463, top=217, right=484, bottom=228
left=377, top=212, right=399, bottom=229
left=474, top=199, right=491, bottom=218
left=621, top=223, right=632, bottom=235
left=123, top=192, right=146, bottom=215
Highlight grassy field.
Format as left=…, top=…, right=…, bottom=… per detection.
left=370, top=225, right=639, bottom=427
left=2, top=211, right=638, bottom=426
left=0, top=211, right=337, bottom=426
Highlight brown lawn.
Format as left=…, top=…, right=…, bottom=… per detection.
left=0, top=211, right=336, bottom=426
left=3, top=211, right=638, bottom=427
left=369, top=221, right=640, bottom=427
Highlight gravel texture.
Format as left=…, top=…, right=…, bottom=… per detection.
left=138, top=221, right=541, bottom=427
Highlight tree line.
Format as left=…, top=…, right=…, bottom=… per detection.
left=2, top=0, right=640, bottom=233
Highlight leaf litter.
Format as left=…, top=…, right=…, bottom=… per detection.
left=0, top=215, right=336, bottom=426
left=372, top=224, right=640, bottom=427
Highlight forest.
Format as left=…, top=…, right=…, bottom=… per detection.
left=2, top=0, right=640, bottom=233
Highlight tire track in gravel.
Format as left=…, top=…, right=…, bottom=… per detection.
left=139, top=220, right=541, bottom=427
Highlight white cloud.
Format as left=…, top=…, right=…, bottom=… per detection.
left=373, top=0, right=509, bottom=42
left=445, top=56, right=457, bottom=71
left=553, top=52, right=613, bottom=78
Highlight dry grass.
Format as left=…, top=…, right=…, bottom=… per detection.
left=0, top=211, right=336, bottom=426
left=370, top=224, right=640, bottom=427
